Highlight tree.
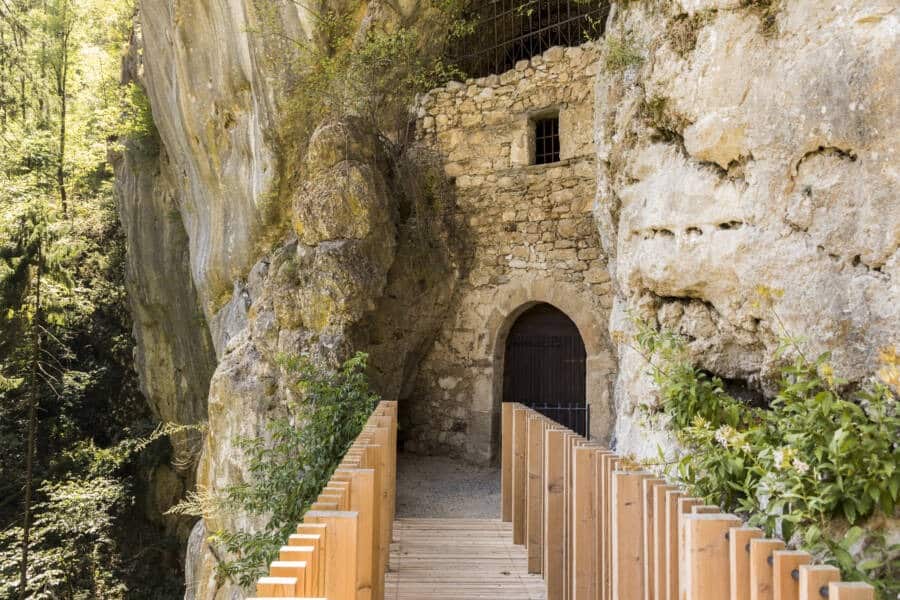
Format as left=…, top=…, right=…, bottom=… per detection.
left=0, top=1, right=188, bottom=597
left=47, top=0, right=75, bottom=217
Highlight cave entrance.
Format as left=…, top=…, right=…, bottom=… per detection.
left=502, top=303, right=588, bottom=436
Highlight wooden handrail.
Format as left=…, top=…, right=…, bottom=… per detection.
left=247, top=400, right=398, bottom=600
left=500, top=402, right=876, bottom=600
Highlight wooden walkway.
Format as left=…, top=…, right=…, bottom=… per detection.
left=385, top=518, right=547, bottom=599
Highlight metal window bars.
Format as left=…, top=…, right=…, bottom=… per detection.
left=534, top=115, right=560, bottom=164
left=449, top=0, right=610, bottom=79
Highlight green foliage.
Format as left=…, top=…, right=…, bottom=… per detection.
left=115, top=83, right=159, bottom=154
left=0, top=476, right=128, bottom=600
left=603, top=33, right=643, bottom=73
left=0, top=420, right=203, bottom=599
left=203, top=353, right=379, bottom=588
left=255, top=1, right=470, bottom=156
left=634, top=312, right=900, bottom=597
left=0, top=0, right=188, bottom=597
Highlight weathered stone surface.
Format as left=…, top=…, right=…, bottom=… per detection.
left=121, top=3, right=457, bottom=596
left=112, top=136, right=217, bottom=551
left=595, top=0, right=899, bottom=458
left=188, top=118, right=455, bottom=598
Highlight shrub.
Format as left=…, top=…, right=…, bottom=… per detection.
left=632, top=301, right=899, bottom=596
left=205, top=352, right=379, bottom=588
left=254, top=1, right=470, bottom=158
left=603, top=33, right=643, bottom=73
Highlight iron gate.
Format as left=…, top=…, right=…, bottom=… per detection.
left=503, top=304, right=589, bottom=437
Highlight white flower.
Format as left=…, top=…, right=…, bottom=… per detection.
left=792, top=458, right=810, bottom=474
left=715, top=425, right=737, bottom=448
left=715, top=428, right=729, bottom=447
left=773, top=447, right=796, bottom=470
left=773, top=449, right=785, bottom=469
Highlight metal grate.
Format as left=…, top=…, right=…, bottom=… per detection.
left=534, top=116, right=560, bottom=165
left=450, top=0, right=610, bottom=79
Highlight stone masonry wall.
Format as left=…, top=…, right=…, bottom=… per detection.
left=406, top=42, right=617, bottom=463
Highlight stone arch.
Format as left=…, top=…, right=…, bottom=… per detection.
left=465, top=277, right=615, bottom=462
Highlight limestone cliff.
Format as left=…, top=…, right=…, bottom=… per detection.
left=592, top=0, right=898, bottom=456
left=118, top=2, right=459, bottom=597
left=115, top=0, right=898, bottom=597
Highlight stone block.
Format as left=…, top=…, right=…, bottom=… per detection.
left=585, top=268, right=611, bottom=284
left=499, top=70, right=520, bottom=85
left=543, top=46, right=565, bottom=63
left=578, top=247, right=601, bottom=260
left=557, top=219, right=578, bottom=237
left=550, top=248, right=578, bottom=261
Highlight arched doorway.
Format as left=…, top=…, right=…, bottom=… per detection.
left=502, top=303, right=588, bottom=436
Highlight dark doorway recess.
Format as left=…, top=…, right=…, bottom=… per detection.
left=503, top=303, right=588, bottom=436
left=449, top=0, right=611, bottom=79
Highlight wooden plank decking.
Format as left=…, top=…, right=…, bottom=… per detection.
left=385, top=518, right=547, bottom=599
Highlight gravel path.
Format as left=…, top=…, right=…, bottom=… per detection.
left=395, top=453, right=501, bottom=518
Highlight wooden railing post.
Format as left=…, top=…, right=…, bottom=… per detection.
left=828, top=582, right=875, bottom=599
left=611, top=470, right=651, bottom=600
left=345, top=468, right=377, bottom=600
left=527, top=414, right=547, bottom=574
left=798, top=565, right=840, bottom=600
left=269, top=560, right=310, bottom=594
left=674, top=496, right=703, bottom=599
left=600, top=453, right=624, bottom=600
left=641, top=477, right=666, bottom=600
left=543, top=426, right=567, bottom=600
left=305, top=510, right=359, bottom=600
left=651, top=483, right=678, bottom=600
left=513, top=405, right=529, bottom=545
left=729, top=526, right=763, bottom=600
left=661, top=489, right=683, bottom=600
left=773, top=550, right=811, bottom=600
left=564, top=431, right=583, bottom=600
left=750, top=538, right=786, bottom=600
left=502, top=402, right=513, bottom=522
left=572, top=445, right=602, bottom=600
left=681, top=513, right=742, bottom=600
left=592, top=451, right=612, bottom=599
left=256, top=575, right=302, bottom=597
left=296, top=523, right=327, bottom=595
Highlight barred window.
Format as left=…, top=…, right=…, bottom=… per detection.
left=534, top=116, right=560, bottom=165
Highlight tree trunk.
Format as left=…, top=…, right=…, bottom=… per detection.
left=56, top=2, right=69, bottom=217
left=18, top=236, right=42, bottom=600
left=57, top=88, right=67, bottom=216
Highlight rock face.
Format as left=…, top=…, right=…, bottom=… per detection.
left=189, top=119, right=458, bottom=599
left=594, top=0, right=899, bottom=457
left=116, top=0, right=898, bottom=597
left=120, top=2, right=458, bottom=596
left=112, top=89, right=217, bottom=544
